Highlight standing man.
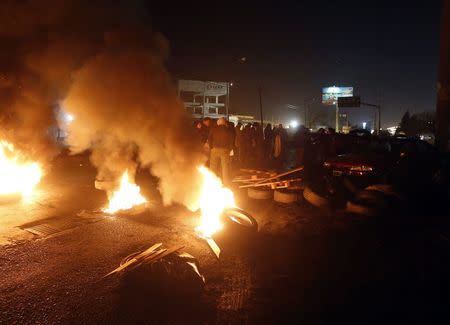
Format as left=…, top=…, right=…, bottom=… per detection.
left=200, top=117, right=211, bottom=145
left=208, top=118, right=233, bottom=184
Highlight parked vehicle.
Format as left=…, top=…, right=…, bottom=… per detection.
left=314, top=136, right=445, bottom=208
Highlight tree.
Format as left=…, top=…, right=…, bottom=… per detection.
left=398, top=110, right=435, bottom=136
left=399, top=111, right=411, bottom=134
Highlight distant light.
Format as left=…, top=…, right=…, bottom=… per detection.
left=65, top=113, right=74, bottom=122
left=386, top=126, right=398, bottom=136
left=290, top=120, right=299, bottom=128
left=362, top=122, right=367, bottom=129
left=370, top=129, right=374, bottom=134
left=230, top=82, right=234, bottom=87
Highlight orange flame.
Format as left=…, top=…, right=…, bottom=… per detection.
left=103, top=171, right=147, bottom=214
left=196, top=166, right=235, bottom=238
left=0, top=140, right=42, bottom=197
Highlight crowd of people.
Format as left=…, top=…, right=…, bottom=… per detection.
left=194, top=117, right=290, bottom=184
left=194, top=117, right=411, bottom=187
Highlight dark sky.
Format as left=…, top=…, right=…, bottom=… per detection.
left=147, top=1, right=441, bottom=128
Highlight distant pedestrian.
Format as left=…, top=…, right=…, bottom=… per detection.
left=273, top=124, right=286, bottom=169
left=253, top=122, right=264, bottom=167
left=208, top=118, right=234, bottom=184
left=241, top=123, right=253, bottom=167
left=200, top=117, right=211, bottom=145
left=235, top=122, right=243, bottom=165
left=264, top=123, right=274, bottom=166
left=294, top=126, right=307, bottom=165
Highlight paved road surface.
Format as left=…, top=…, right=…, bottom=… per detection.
left=0, top=154, right=449, bottom=324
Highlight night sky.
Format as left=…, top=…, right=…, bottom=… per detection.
left=147, top=1, right=442, bottom=128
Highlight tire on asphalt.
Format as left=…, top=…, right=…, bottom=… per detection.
left=354, top=189, right=390, bottom=207
left=346, top=200, right=379, bottom=216
left=247, top=187, right=273, bottom=200
left=303, top=185, right=330, bottom=208
left=274, top=189, right=303, bottom=204
left=222, top=207, right=258, bottom=232
left=364, top=184, right=406, bottom=201
left=347, top=185, right=406, bottom=216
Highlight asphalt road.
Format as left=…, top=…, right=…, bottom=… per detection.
left=0, top=154, right=449, bottom=324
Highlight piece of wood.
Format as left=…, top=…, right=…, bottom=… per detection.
left=104, top=243, right=164, bottom=277
left=252, top=166, right=304, bottom=185
left=205, top=237, right=221, bottom=259
left=232, top=177, right=269, bottom=183
left=143, top=245, right=184, bottom=263
left=239, top=178, right=303, bottom=188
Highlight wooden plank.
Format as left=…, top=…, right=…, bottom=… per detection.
left=252, top=166, right=304, bottom=185
left=205, top=237, right=221, bottom=259
left=104, top=243, right=163, bottom=277
left=239, top=178, right=303, bottom=188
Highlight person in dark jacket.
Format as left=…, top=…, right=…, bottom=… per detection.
left=200, top=117, right=211, bottom=145
left=264, top=123, right=274, bottom=166
left=208, top=118, right=233, bottom=184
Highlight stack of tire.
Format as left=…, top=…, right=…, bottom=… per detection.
left=247, top=187, right=273, bottom=200
left=247, top=186, right=304, bottom=204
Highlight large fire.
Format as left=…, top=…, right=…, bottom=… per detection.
left=196, top=166, right=236, bottom=238
left=0, top=140, right=42, bottom=197
left=103, top=170, right=147, bottom=214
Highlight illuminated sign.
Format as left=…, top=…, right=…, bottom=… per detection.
left=322, top=86, right=353, bottom=105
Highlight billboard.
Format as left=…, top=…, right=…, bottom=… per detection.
left=178, top=80, right=228, bottom=96
left=322, top=86, right=353, bottom=105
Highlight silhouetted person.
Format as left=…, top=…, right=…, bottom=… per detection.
left=253, top=122, right=264, bottom=167
left=208, top=118, right=233, bottom=184
left=200, top=117, right=211, bottom=145
left=234, top=122, right=243, bottom=166
left=264, top=123, right=274, bottom=166
left=241, top=124, right=252, bottom=167
left=273, top=124, right=286, bottom=169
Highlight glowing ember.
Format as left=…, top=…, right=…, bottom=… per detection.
left=103, top=171, right=147, bottom=214
left=196, top=166, right=236, bottom=238
left=0, top=140, right=42, bottom=197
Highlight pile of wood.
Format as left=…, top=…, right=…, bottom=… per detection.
left=233, top=166, right=304, bottom=190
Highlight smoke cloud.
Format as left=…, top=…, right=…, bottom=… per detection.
left=0, top=0, right=206, bottom=209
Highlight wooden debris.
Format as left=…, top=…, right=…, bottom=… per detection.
left=104, top=243, right=184, bottom=277
left=239, top=178, right=303, bottom=189
left=205, top=237, right=221, bottom=259
left=252, top=166, right=304, bottom=185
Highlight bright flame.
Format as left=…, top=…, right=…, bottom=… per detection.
left=196, top=166, right=235, bottom=237
left=0, top=140, right=42, bottom=197
left=103, top=171, right=147, bottom=214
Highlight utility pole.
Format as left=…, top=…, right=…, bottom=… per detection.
left=226, top=82, right=230, bottom=119
left=335, top=101, right=340, bottom=132
left=259, top=86, right=264, bottom=126
left=303, top=99, right=308, bottom=128
left=436, top=0, right=450, bottom=151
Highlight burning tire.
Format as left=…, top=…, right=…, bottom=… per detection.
left=222, top=207, right=258, bottom=232
left=247, top=187, right=273, bottom=200
left=303, top=185, right=330, bottom=208
left=274, top=188, right=303, bottom=204
left=215, top=208, right=258, bottom=252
